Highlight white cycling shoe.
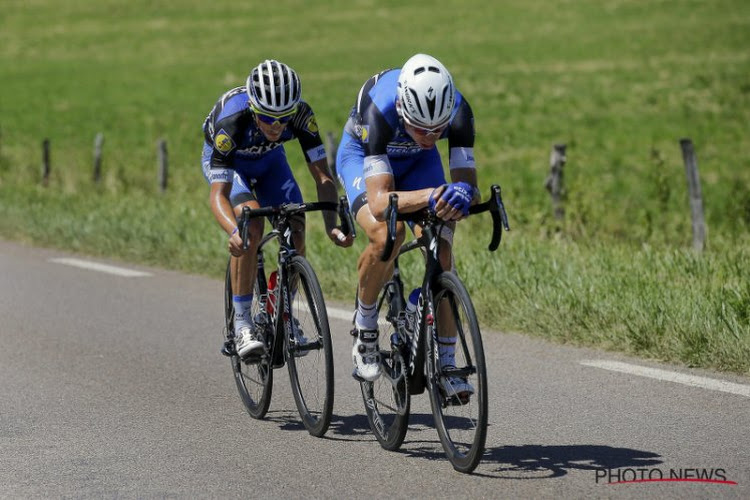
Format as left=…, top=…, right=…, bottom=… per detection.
left=439, top=368, right=475, bottom=399
left=351, top=327, right=381, bottom=382
left=235, top=326, right=263, bottom=357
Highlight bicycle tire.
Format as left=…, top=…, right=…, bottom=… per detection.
left=226, top=260, right=274, bottom=419
left=425, top=271, right=488, bottom=473
left=285, top=255, right=334, bottom=437
left=360, top=283, right=410, bottom=451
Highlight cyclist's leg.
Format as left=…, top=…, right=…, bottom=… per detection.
left=202, top=143, right=264, bottom=352
left=338, top=133, right=406, bottom=323
left=338, top=133, right=406, bottom=380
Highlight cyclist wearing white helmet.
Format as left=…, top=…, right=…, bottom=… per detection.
left=336, top=53, right=479, bottom=397
left=202, top=59, right=352, bottom=357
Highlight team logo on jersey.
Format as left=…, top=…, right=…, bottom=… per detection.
left=305, top=116, right=319, bottom=135
left=361, top=125, right=370, bottom=143
left=214, top=129, right=235, bottom=155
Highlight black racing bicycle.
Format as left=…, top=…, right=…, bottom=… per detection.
left=221, top=198, right=354, bottom=437
left=356, top=185, right=509, bottom=473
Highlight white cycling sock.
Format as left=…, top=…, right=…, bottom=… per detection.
left=438, top=336, right=457, bottom=366
left=233, top=294, right=253, bottom=330
left=355, top=301, right=379, bottom=331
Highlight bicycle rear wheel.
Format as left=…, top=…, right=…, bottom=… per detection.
left=360, top=283, right=410, bottom=451
left=226, top=260, right=274, bottom=419
left=285, top=256, right=334, bottom=437
left=425, top=271, right=488, bottom=473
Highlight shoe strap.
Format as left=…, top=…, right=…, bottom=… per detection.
left=358, top=329, right=379, bottom=342
left=362, top=353, right=380, bottom=364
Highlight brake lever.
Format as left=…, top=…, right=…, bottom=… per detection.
left=488, top=184, right=510, bottom=252
left=380, top=193, right=399, bottom=262
left=241, top=206, right=251, bottom=251
left=338, top=196, right=356, bottom=238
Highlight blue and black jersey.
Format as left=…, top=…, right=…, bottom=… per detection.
left=202, top=87, right=325, bottom=183
left=342, top=69, right=476, bottom=175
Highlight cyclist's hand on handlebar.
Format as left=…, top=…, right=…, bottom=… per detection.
left=228, top=228, right=246, bottom=257
left=328, top=226, right=354, bottom=248
left=429, top=182, right=474, bottom=221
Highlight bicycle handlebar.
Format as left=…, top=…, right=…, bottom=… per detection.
left=379, top=184, right=510, bottom=261
left=238, top=200, right=355, bottom=250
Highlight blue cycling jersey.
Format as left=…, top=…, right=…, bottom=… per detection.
left=336, top=68, right=477, bottom=215
left=202, top=86, right=325, bottom=183
left=342, top=69, right=476, bottom=171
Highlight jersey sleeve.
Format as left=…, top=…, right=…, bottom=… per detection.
left=447, top=98, right=476, bottom=170
left=288, top=102, right=326, bottom=163
left=359, top=101, right=396, bottom=179
left=207, top=116, right=243, bottom=183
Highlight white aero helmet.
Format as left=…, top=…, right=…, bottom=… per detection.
left=246, top=60, right=301, bottom=115
left=397, top=53, right=455, bottom=129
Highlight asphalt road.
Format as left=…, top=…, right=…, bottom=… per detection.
left=1, top=240, right=748, bottom=499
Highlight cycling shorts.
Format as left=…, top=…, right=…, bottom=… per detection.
left=335, top=132, right=446, bottom=216
left=201, top=142, right=303, bottom=207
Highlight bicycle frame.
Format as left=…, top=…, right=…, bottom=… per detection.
left=236, top=198, right=354, bottom=368
left=379, top=185, right=510, bottom=395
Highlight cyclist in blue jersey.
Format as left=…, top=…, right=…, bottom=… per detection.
left=337, top=54, right=479, bottom=397
left=202, top=60, right=352, bottom=358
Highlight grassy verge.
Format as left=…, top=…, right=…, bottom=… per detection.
left=2, top=183, right=748, bottom=374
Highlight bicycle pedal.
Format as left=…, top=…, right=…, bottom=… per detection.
left=444, top=392, right=471, bottom=407
left=220, top=340, right=236, bottom=357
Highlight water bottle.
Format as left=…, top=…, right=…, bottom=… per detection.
left=404, top=287, right=421, bottom=333
left=266, top=270, right=278, bottom=316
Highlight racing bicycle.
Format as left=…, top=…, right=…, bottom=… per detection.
left=356, top=185, right=509, bottom=472
left=221, top=198, right=354, bottom=437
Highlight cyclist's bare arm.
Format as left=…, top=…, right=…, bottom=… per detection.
left=306, top=158, right=353, bottom=247
left=210, top=181, right=245, bottom=256
left=364, top=173, right=436, bottom=222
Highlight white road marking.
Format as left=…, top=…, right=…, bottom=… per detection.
left=325, top=306, right=353, bottom=323
left=49, top=258, right=153, bottom=278
left=581, top=360, right=750, bottom=398
left=303, top=306, right=391, bottom=333
left=311, top=305, right=390, bottom=329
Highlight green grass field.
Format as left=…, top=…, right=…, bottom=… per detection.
left=1, top=0, right=749, bottom=373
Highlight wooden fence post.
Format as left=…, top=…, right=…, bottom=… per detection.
left=93, top=133, right=104, bottom=184
left=679, top=138, right=707, bottom=252
left=42, top=138, right=50, bottom=186
left=325, top=131, right=338, bottom=178
left=544, top=143, right=566, bottom=222
left=157, top=139, right=168, bottom=193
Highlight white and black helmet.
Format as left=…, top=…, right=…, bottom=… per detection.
left=397, top=54, right=455, bottom=128
left=246, top=60, right=301, bottom=115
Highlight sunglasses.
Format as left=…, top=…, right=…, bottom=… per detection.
left=252, top=106, right=296, bottom=125
left=401, top=114, right=448, bottom=136
left=409, top=124, right=447, bottom=136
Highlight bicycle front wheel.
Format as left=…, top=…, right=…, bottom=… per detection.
left=228, top=261, right=273, bottom=420
left=285, top=255, right=334, bottom=437
left=426, top=271, right=488, bottom=473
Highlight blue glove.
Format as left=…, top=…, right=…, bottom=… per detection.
left=428, top=185, right=446, bottom=213
left=440, top=182, right=474, bottom=216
